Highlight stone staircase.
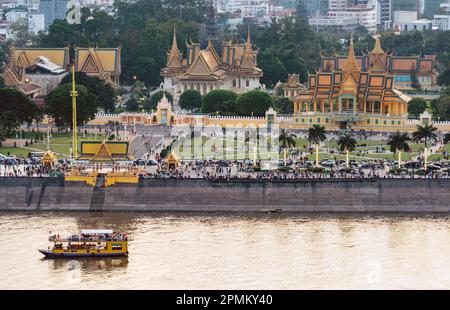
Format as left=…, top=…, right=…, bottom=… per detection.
left=90, top=174, right=106, bottom=211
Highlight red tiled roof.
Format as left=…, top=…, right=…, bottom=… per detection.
left=17, top=83, right=42, bottom=94
left=32, top=98, right=45, bottom=106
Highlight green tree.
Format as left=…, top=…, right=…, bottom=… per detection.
left=146, top=91, right=173, bottom=111
left=438, top=69, right=450, bottom=86
left=354, top=25, right=369, bottom=38
left=387, top=131, right=411, bottom=154
left=273, top=96, right=293, bottom=114
left=34, top=103, right=46, bottom=133
left=61, top=72, right=117, bottom=113
left=443, top=133, right=450, bottom=144
left=308, top=125, right=326, bottom=145
left=412, top=124, right=438, bottom=147
left=0, top=76, right=4, bottom=89
left=337, top=132, right=357, bottom=152
left=202, top=90, right=237, bottom=114
left=408, top=98, right=427, bottom=117
left=45, top=84, right=97, bottom=129
left=435, top=95, right=450, bottom=121
left=278, top=129, right=296, bottom=151
left=235, top=91, right=273, bottom=116
left=179, top=90, right=202, bottom=111
left=125, top=98, right=140, bottom=112
left=0, top=88, right=39, bottom=141
left=257, top=51, right=288, bottom=88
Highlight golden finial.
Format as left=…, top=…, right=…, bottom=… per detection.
left=343, top=33, right=360, bottom=73
left=171, top=25, right=178, bottom=51
left=371, top=35, right=384, bottom=54
left=246, top=25, right=251, bottom=48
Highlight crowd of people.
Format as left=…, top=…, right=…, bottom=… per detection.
left=140, top=158, right=449, bottom=180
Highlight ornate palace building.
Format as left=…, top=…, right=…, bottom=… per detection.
left=319, top=37, right=437, bottom=90
left=280, top=74, right=306, bottom=99
left=2, top=45, right=121, bottom=97
left=2, top=46, right=70, bottom=97
left=73, top=46, right=122, bottom=87
left=293, top=37, right=411, bottom=131
left=161, top=28, right=263, bottom=97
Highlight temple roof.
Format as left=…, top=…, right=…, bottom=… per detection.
left=157, top=93, right=171, bottom=109
left=343, top=36, right=360, bottom=74
left=74, top=47, right=121, bottom=76
left=166, top=26, right=182, bottom=67
left=371, top=36, right=385, bottom=54
left=9, top=46, right=70, bottom=69
left=286, top=74, right=302, bottom=87
left=162, top=28, right=262, bottom=80
left=79, top=141, right=131, bottom=162
left=16, top=82, right=42, bottom=95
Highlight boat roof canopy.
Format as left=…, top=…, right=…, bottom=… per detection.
left=81, top=229, right=114, bottom=235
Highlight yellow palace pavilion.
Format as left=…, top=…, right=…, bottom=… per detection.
left=293, top=36, right=411, bottom=131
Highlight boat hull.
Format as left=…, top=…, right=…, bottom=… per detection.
left=39, top=249, right=128, bottom=258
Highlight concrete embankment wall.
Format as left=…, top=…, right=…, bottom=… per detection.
left=0, top=178, right=449, bottom=212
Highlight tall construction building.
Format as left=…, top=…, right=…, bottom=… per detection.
left=38, top=0, right=69, bottom=31
left=356, top=0, right=392, bottom=30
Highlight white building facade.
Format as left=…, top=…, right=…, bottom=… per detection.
left=310, top=1, right=377, bottom=32
left=28, top=13, right=45, bottom=34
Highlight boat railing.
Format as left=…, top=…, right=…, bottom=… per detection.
left=48, top=236, right=127, bottom=242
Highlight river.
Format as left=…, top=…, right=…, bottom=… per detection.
left=0, top=212, right=449, bottom=289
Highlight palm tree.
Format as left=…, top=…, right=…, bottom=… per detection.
left=308, top=125, right=326, bottom=145
left=337, top=133, right=357, bottom=152
left=444, top=133, right=450, bottom=145
left=387, top=131, right=411, bottom=154
left=308, top=125, right=326, bottom=166
left=278, top=129, right=297, bottom=151
left=412, top=124, right=438, bottom=147
left=337, top=132, right=357, bottom=168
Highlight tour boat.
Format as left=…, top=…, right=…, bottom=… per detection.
left=39, top=229, right=128, bottom=258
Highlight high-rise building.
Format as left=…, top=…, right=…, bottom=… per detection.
left=304, top=0, right=329, bottom=16
left=357, top=0, right=392, bottom=30
left=38, top=0, right=69, bottom=31
left=328, top=0, right=350, bottom=11
left=309, top=0, right=377, bottom=32
left=378, top=0, right=392, bottom=30
left=424, top=0, right=446, bottom=18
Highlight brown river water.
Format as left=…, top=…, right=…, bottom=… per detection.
left=0, top=212, right=449, bottom=289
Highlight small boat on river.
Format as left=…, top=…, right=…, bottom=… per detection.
left=39, top=229, right=128, bottom=258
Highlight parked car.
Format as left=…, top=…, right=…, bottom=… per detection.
left=404, top=161, right=421, bottom=169
left=134, top=159, right=146, bottom=166
left=217, top=160, right=229, bottom=167
left=4, top=157, right=18, bottom=165
left=30, top=152, right=44, bottom=159
left=321, top=160, right=335, bottom=168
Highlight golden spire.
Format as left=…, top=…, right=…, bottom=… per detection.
left=343, top=34, right=360, bottom=73
left=171, top=25, right=178, bottom=52
left=167, top=25, right=181, bottom=67
left=246, top=26, right=251, bottom=49
left=244, top=26, right=254, bottom=57
left=371, top=36, right=385, bottom=54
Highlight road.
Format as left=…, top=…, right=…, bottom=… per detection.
left=129, top=125, right=172, bottom=159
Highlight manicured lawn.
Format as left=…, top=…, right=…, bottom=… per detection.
left=0, top=147, right=31, bottom=157
left=2, top=133, right=107, bottom=157
left=173, top=135, right=434, bottom=162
